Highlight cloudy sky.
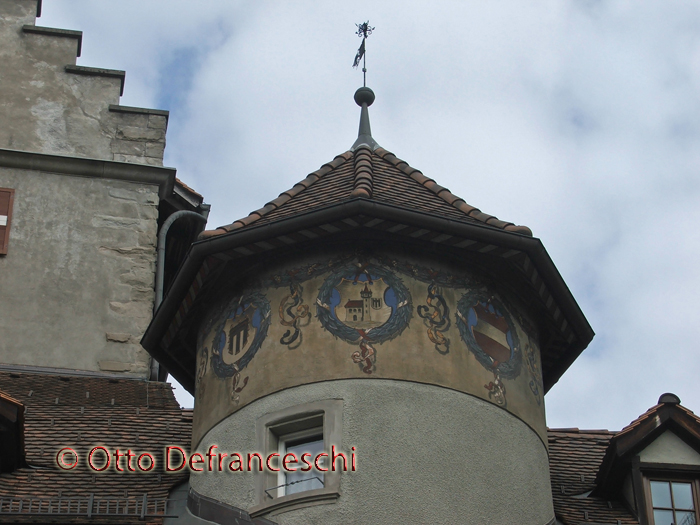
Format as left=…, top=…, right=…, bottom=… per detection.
left=40, top=1, right=700, bottom=431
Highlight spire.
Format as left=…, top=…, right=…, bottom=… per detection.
left=352, top=87, right=379, bottom=151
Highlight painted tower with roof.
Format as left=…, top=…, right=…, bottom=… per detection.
left=143, top=83, right=594, bottom=524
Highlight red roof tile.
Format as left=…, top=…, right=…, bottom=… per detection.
left=199, top=146, right=532, bottom=239
left=175, top=177, right=203, bottom=200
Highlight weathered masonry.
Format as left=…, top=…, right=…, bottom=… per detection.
left=0, top=0, right=209, bottom=379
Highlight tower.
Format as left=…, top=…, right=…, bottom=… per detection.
left=360, top=283, right=372, bottom=322
left=142, top=87, right=593, bottom=524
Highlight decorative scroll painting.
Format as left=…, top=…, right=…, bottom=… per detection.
left=278, top=281, right=310, bottom=349
left=455, top=293, right=522, bottom=408
left=417, top=283, right=451, bottom=355
left=525, top=342, right=543, bottom=406
left=316, top=262, right=412, bottom=373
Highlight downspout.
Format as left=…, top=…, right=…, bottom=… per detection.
left=151, top=210, right=208, bottom=382
left=155, top=210, right=208, bottom=311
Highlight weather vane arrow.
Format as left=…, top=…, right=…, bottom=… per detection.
left=353, top=21, right=375, bottom=87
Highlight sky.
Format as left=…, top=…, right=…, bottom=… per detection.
left=39, top=0, right=700, bottom=431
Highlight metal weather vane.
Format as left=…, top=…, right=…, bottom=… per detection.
left=353, top=21, right=375, bottom=87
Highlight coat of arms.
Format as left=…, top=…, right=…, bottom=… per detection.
left=456, top=292, right=521, bottom=406
left=316, top=262, right=412, bottom=373
left=210, top=292, right=271, bottom=400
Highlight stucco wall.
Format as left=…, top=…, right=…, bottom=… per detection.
left=0, top=0, right=167, bottom=165
left=638, top=430, right=700, bottom=465
left=0, top=166, right=159, bottom=376
left=191, top=379, right=554, bottom=525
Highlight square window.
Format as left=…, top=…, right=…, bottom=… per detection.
left=250, top=399, right=343, bottom=518
left=649, top=479, right=698, bottom=525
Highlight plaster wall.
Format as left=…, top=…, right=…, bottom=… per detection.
left=0, top=0, right=167, bottom=165
left=0, top=166, right=159, bottom=377
left=191, top=379, right=554, bottom=525
left=193, top=252, right=547, bottom=446
left=638, top=430, right=700, bottom=465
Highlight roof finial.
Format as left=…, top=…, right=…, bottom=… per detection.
left=351, top=22, right=379, bottom=151
left=353, top=21, right=374, bottom=87
left=352, top=87, right=378, bottom=151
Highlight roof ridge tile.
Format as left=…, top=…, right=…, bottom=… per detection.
left=351, top=145, right=374, bottom=198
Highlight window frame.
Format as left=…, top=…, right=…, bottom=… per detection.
left=639, top=466, right=700, bottom=525
left=647, top=478, right=699, bottom=524
left=249, top=399, right=343, bottom=518
left=0, top=188, right=15, bottom=256
left=276, top=426, right=325, bottom=498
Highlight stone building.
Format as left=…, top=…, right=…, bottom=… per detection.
left=0, top=0, right=203, bottom=522
left=1, top=2, right=700, bottom=525
left=0, top=0, right=208, bottom=379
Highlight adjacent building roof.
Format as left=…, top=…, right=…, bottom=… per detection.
left=0, top=371, right=191, bottom=523
left=549, top=428, right=639, bottom=525
left=595, top=393, right=700, bottom=496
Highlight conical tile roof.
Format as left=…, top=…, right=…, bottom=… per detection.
left=201, top=89, right=532, bottom=238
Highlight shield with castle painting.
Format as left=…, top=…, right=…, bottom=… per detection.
left=317, top=262, right=412, bottom=365
left=211, top=292, right=271, bottom=378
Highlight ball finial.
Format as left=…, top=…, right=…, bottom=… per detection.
left=354, top=87, right=375, bottom=107
left=658, top=393, right=681, bottom=405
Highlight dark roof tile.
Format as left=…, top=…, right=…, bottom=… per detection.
left=0, top=372, right=191, bottom=523
left=548, top=428, right=638, bottom=525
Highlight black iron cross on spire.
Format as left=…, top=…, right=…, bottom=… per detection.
left=353, top=21, right=375, bottom=87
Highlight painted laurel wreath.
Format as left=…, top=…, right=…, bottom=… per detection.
left=455, top=292, right=522, bottom=380
left=210, top=291, right=271, bottom=378
left=315, top=263, right=412, bottom=345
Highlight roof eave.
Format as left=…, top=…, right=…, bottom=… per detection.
left=595, top=403, right=700, bottom=496
left=142, top=198, right=593, bottom=393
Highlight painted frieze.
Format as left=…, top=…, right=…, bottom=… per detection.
left=194, top=252, right=547, bottom=447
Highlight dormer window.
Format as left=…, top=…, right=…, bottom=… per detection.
left=648, top=480, right=698, bottom=525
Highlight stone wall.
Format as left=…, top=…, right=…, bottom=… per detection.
left=0, top=0, right=168, bottom=166
left=0, top=166, right=159, bottom=377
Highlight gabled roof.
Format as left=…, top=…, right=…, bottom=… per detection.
left=200, top=145, right=532, bottom=239
left=596, top=394, right=700, bottom=496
